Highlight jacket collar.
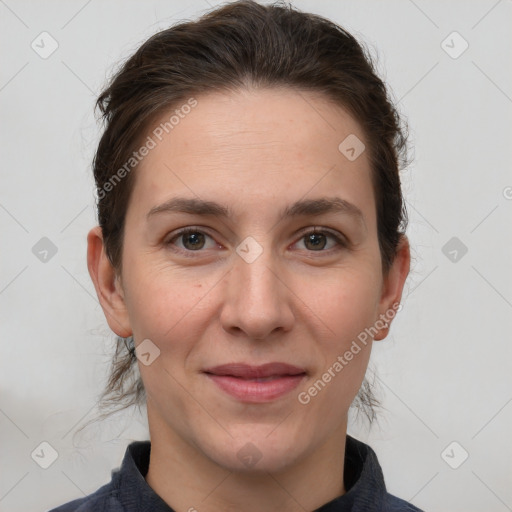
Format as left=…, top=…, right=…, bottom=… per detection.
left=114, top=435, right=388, bottom=511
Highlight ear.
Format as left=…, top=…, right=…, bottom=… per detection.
left=87, top=226, right=132, bottom=338
left=373, top=235, right=410, bottom=341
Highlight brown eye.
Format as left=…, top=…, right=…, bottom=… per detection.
left=303, top=232, right=328, bottom=251
left=181, top=231, right=206, bottom=250
left=166, top=228, right=217, bottom=253
left=295, top=229, right=346, bottom=252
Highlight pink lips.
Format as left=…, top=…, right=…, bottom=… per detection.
left=203, top=363, right=307, bottom=403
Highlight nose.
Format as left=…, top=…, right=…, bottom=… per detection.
left=220, top=243, right=295, bottom=341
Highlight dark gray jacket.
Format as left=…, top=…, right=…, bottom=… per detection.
left=49, top=435, right=424, bottom=511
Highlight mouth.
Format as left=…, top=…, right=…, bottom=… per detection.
left=203, top=363, right=307, bottom=403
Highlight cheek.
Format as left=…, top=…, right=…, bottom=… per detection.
left=296, top=272, right=378, bottom=421
left=126, top=270, right=205, bottom=415
left=312, top=265, right=382, bottom=342
left=302, top=264, right=381, bottom=395
left=123, top=258, right=205, bottom=337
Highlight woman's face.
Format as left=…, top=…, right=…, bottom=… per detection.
left=91, top=87, right=409, bottom=472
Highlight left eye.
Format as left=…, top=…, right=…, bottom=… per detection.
left=165, top=228, right=345, bottom=254
left=295, top=229, right=345, bottom=251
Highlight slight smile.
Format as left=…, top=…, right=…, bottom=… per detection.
left=203, top=362, right=308, bottom=403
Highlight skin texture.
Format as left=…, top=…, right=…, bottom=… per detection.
left=87, top=87, right=410, bottom=512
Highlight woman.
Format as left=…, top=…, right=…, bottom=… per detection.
left=51, top=0, right=419, bottom=510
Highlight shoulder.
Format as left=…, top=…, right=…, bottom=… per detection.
left=47, top=481, right=122, bottom=512
left=384, top=492, right=425, bottom=512
left=343, top=435, right=425, bottom=512
left=47, top=441, right=151, bottom=512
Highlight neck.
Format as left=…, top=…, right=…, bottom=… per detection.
left=145, top=409, right=347, bottom=512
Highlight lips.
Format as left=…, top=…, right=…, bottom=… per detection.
left=203, top=363, right=307, bottom=402
left=203, top=362, right=306, bottom=379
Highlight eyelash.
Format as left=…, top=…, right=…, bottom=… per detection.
left=165, top=226, right=347, bottom=256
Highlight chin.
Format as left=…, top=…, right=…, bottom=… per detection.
left=199, top=424, right=309, bottom=474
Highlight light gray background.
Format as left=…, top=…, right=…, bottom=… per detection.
left=1, top=1, right=511, bottom=511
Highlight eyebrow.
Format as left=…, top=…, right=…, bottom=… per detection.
left=147, top=196, right=365, bottom=224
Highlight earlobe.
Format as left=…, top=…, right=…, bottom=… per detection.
left=86, top=226, right=132, bottom=338
left=374, top=235, right=410, bottom=341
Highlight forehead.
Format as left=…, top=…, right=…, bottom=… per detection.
left=128, top=87, right=375, bottom=225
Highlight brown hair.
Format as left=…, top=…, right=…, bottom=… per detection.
left=92, top=0, right=409, bottom=426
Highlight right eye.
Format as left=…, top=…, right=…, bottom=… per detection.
left=165, top=227, right=220, bottom=254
